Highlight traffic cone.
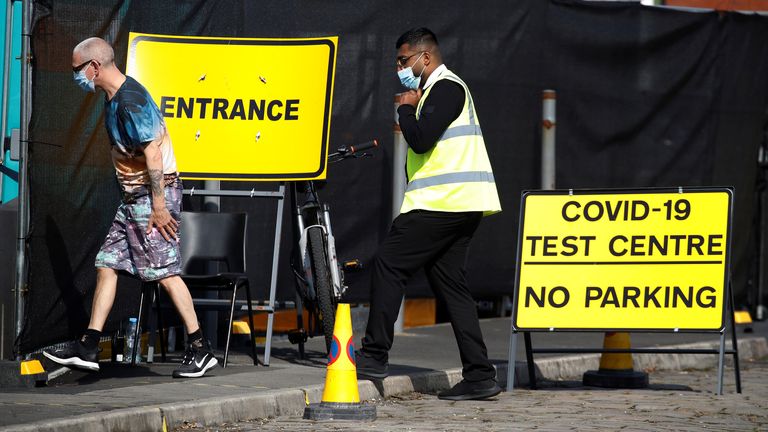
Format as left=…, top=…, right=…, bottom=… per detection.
left=582, top=332, right=648, bottom=388
left=303, top=304, right=376, bottom=421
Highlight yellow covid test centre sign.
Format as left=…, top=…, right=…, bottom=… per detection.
left=126, top=32, right=337, bottom=181
left=513, top=188, right=733, bottom=332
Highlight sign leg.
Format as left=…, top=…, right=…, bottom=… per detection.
left=524, top=332, right=536, bottom=389
left=716, top=329, right=725, bottom=395
left=728, top=280, right=742, bottom=393
left=507, top=329, right=518, bottom=392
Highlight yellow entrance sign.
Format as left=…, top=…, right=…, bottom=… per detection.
left=126, top=32, right=337, bottom=181
left=513, top=188, right=732, bottom=331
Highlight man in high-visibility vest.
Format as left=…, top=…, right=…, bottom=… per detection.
left=357, top=28, right=502, bottom=401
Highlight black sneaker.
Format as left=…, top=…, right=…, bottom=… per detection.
left=172, top=345, right=218, bottom=378
left=355, top=349, right=388, bottom=379
left=437, top=379, right=502, bottom=401
left=43, top=341, right=100, bottom=372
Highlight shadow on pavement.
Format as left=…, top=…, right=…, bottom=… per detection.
left=534, top=378, right=694, bottom=392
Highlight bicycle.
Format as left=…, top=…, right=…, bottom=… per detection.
left=288, top=139, right=379, bottom=357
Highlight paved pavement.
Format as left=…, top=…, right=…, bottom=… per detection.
left=0, top=316, right=766, bottom=432
left=186, top=357, right=768, bottom=431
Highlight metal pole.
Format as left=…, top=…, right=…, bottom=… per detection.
left=12, top=0, right=30, bottom=347
left=757, top=144, right=767, bottom=321
left=758, top=184, right=767, bottom=320
left=541, top=90, right=556, bottom=190
left=202, top=180, right=220, bottom=348
left=392, top=93, right=407, bottom=334
left=263, top=183, right=286, bottom=366
left=0, top=0, right=14, bottom=170
left=518, top=90, right=554, bottom=387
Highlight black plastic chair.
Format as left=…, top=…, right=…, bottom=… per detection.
left=136, top=211, right=258, bottom=368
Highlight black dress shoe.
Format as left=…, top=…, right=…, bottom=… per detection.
left=438, top=379, right=502, bottom=401
left=355, top=349, right=388, bottom=379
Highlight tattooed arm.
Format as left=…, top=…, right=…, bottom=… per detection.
left=143, top=139, right=178, bottom=241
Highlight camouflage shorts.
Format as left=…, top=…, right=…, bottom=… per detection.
left=95, top=180, right=183, bottom=282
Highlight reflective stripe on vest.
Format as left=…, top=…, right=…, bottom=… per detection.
left=405, top=171, right=495, bottom=192
left=440, top=124, right=482, bottom=141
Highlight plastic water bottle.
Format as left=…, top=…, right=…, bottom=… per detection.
left=123, top=317, right=141, bottom=364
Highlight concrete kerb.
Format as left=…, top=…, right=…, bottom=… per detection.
left=160, top=388, right=310, bottom=428
left=2, top=337, right=765, bottom=432
left=0, top=406, right=163, bottom=432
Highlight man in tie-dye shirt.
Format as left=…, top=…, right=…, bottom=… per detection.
left=45, top=37, right=217, bottom=379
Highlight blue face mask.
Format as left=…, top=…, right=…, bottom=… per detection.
left=73, top=68, right=95, bottom=93
left=397, top=52, right=425, bottom=90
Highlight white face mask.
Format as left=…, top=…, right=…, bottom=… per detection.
left=73, top=65, right=95, bottom=93
left=397, top=52, right=425, bottom=90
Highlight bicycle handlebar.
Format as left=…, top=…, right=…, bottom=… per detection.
left=347, top=139, right=378, bottom=154
left=328, top=139, right=379, bottom=161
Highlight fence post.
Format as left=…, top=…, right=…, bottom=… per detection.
left=541, top=89, right=556, bottom=190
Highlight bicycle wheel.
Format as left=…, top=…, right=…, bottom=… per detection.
left=307, top=226, right=336, bottom=354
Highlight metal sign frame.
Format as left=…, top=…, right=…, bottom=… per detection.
left=181, top=183, right=286, bottom=367
left=506, top=186, right=741, bottom=395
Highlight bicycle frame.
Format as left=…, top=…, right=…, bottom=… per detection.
left=292, top=181, right=346, bottom=303
left=287, top=140, right=378, bottom=356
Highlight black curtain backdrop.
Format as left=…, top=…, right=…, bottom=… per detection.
left=18, top=0, right=768, bottom=353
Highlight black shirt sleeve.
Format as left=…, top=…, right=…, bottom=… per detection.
left=397, top=79, right=465, bottom=154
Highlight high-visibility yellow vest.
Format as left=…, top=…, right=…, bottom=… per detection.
left=400, top=68, right=501, bottom=216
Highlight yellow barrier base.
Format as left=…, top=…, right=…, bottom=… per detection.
left=734, top=311, right=752, bottom=325
left=20, top=359, right=45, bottom=375
left=0, top=360, right=47, bottom=388
left=232, top=320, right=251, bottom=335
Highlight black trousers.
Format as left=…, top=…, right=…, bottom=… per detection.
left=361, top=209, right=496, bottom=382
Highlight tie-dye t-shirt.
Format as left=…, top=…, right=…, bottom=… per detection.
left=104, top=76, right=177, bottom=193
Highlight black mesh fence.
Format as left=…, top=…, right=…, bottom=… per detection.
left=17, top=0, right=768, bottom=353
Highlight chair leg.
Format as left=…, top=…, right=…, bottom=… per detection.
left=264, top=311, right=274, bottom=367
left=244, top=281, right=259, bottom=366
left=133, top=284, right=147, bottom=366
left=295, top=291, right=305, bottom=360
left=224, top=284, right=238, bottom=368
left=147, top=292, right=157, bottom=363
left=154, top=284, right=167, bottom=363
left=146, top=283, right=165, bottom=363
